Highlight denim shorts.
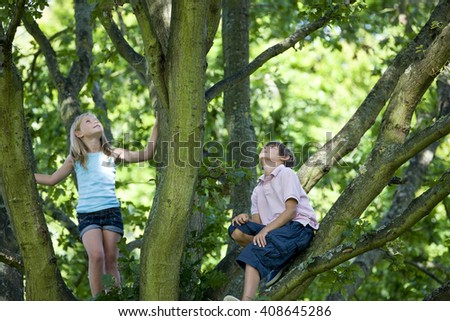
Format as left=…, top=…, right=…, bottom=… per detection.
left=228, top=220, right=314, bottom=279
left=77, top=207, right=124, bottom=239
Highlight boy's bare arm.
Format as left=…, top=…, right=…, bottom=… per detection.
left=231, top=213, right=262, bottom=226
left=251, top=214, right=262, bottom=224
left=253, top=198, right=297, bottom=247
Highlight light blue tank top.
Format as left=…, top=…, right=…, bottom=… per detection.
left=74, top=152, right=120, bottom=213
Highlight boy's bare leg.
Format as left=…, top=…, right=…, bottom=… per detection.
left=231, top=229, right=254, bottom=247
left=242, top=265, right=260, bottom=301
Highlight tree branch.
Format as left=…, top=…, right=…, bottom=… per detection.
left=376, top=23, right=450, bottom=147
left=424, top=281, right=450, bottom=301
left=304, top=16, right=450, bottom=273
left=131, top=0, right=169, bottom=109
left=0, top=248, right=24, bottom=274
left=397, top=114, right=450, bottom=164
left=404, top=259, right=445, bottom=285
left=41, top=198, right=79, bottom=240
left=205, top=5, right=339, bottom=103
left=297, top=0, right=450, bottom=192
left=5, top=0, right=26, bottom=46
left=267, top=170, right=450, bottom=300
left=144, top=0, right=171, bottom=54
left=22, top=15, right=65, bottom=90
left=205, top=0, right=221, bottom=54
left=326, top=73, right=450, bottom=300
left=444, top=197, right=450, bottom=222
left=22, top=27, right=71, bottom=85
left=67, top=0, right=94, bottom=94
left=327, top=141, right=441, bottom=300
left=296, top=8, right=449, bottom=253
left=92, top=81, right=113, bottom=140
left=97, top=9, right=147, bottom=80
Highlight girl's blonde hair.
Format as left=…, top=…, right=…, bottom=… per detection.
left=70, top=112, right=112, bottom=168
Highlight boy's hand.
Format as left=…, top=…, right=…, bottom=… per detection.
left=254, top=228, right=269, bottom=247
left=232, top=213, right=250, bottom=226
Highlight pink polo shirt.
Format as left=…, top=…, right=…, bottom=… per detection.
left=250, top=165, right=319, bottom=229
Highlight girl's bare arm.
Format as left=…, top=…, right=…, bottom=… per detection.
left=35, top=156, right=74, bottom=186
left=114, top=116, right=158, bottom=164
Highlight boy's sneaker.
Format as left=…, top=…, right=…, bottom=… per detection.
left=265, top=267, right=286, bottom=287
left=223, top=295, right=240, bottom=301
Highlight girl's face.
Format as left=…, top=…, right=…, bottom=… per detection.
left=75, top=115, right=103, bottom=139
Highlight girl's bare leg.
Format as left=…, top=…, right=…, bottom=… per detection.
left=102, top=230, right=121, bottom=288
left=82, top=229, right=105, bottom=296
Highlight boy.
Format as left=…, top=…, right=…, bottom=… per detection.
left=225, top=142, right=318, bottom=301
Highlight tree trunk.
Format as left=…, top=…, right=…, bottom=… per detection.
left=206, top=0, right=257, bottom=300
left=0, top=5, right=74, bottom=299
left=139, top=0, right=209, bottom=300
left=223, top=0, right=256, bottom=216
left=0, top=194, right=23, bottom=300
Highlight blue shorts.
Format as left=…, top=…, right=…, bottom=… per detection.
left=77, top=207, right=124, bottom=239
left=228, top=221, right=314, bottom=279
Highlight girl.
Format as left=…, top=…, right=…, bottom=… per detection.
left=35, top=112, right=157, bottom=297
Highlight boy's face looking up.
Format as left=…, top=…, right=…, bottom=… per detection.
left=259, top=142, right=293, bottom=169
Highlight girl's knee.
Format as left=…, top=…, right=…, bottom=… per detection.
left=104, top=252, right=118, bottom=265
left=88, top=249, right=105, bottom=264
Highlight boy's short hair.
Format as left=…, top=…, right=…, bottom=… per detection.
left=265, top=141, right=295, bottom=168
